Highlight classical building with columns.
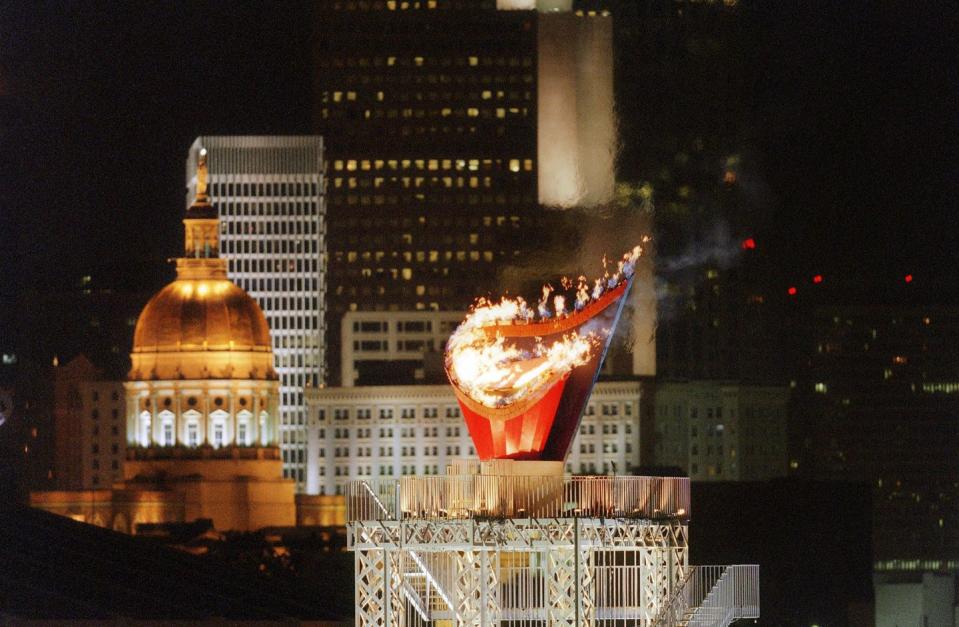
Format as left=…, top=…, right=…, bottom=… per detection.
left=30, top=153, right=342, bottom=532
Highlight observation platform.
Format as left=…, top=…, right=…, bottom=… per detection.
left=347, top=473, right=690, bottom=524
left=346, top=464, right=757, bottom=626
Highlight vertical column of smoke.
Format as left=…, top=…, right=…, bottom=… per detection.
left=575, top=13, right=615, bottom=208
left=514, top=1, right=655, bottom=376
left=536, top=10, right=615, bottom=209
left=537, top=13, right=582, bottom=207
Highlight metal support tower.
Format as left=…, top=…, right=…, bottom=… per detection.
left=348, top=473, right=713, bottom=626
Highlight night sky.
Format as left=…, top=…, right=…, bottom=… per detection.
left=1, top=0, right=956, bottom=302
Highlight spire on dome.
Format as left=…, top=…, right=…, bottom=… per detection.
left=194, top=148, right=211, bottom=206
left=183, top=147, right=220, bottom=259
left=187, top=148, right=216, bottom=218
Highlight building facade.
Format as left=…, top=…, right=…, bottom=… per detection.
left=51, top=355, right=126, bottom=490
left=653, top=380, right=789, bottom=481
left=186, top=136, right=326, bottom=489
left=341, top=310, right=464, bottom=386
left=304, top=380, right=643, bottom=495
left=874, top=571, right=958, bottom=627
left=312, top=1, right=627, bottom=386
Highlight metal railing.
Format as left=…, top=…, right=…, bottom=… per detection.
left=346, top=475, right=690, bottom=522
left=654, top=565, right=760, bottom=627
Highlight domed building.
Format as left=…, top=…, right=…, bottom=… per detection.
left=32, top=153, right=308, bottom=532
left=119, top=151, right=294, bottom=530
left=126, top=157, right=279, bottom=452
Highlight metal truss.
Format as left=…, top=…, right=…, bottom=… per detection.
left=352, top=517, right=688, bottom=626
left=350, top=517, right=688, bottom=552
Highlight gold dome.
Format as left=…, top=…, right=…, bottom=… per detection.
left=129, top=259, right=276, bottom=381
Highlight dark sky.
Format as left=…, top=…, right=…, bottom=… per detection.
left=746, top=1, right=959, bottom=298
left=1, top=0, right=956, bottom=302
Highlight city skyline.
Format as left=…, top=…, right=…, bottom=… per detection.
left=1, top=1, right=956, bottom=307
left=0, top=1, right=956, bottom=624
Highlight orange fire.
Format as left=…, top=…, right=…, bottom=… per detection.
left=446, top=245, right=644, bottom=409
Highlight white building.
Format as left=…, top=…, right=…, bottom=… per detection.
left=186, top=136, right=326, bottom=488
left=304, top=380, right=643, bottom=496
left=653, top=380, right=789, bottom=481
left=875, top=571, right=958, bottom=627
left=341, top=310, right=464, bottom=387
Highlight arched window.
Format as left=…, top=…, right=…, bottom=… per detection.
left=139, top=411, right=151, bottom=447
left=158, top=410, right=175, bottom=446
left=237, top=410, right=253, bottom=446
left=210, top=409, right=229, bottom=448
left=183, top=409, right=201, bottom=447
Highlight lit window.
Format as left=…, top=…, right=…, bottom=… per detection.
left=814, top=382, right=827, bottom=394
left=509, top=159, right=520, bottom=173
left=468, top=56, right=478, bottom=66
left=187, top=423, right=199, bottom=447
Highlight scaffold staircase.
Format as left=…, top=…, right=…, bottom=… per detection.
left=654, top=565, right=760, bottom=627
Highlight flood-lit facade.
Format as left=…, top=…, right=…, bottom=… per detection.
left=186, top=136, right=326, bottom=489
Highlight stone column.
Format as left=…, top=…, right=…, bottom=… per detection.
left=230, top=384, right=237, bottom=445
left=175, top=386, right=182, bottom=444
left=202, top=386, right=210, bottom=445
left=149, top=391, right=159, bottom=445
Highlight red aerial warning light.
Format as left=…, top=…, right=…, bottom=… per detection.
left=787, top=286, right=798, bottom=296
left=741, top=238, right=756, bottom=250
left=904, top=274, right=914, bottom=283
left=812, top=275, right=823, bottom=284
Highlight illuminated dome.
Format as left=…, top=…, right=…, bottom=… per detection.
left=133, top=269, right=271, bottom=355
left=129, top=259, right=276, bottom=382
left=128, top=151, right=275, bottom=382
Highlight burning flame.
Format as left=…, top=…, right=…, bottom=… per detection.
left=446, top=246, right=644, bottom=409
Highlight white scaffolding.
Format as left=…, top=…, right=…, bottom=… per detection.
left=348, top=471, right=720, bottom=626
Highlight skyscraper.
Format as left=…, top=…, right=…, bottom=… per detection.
left=186, top=136, right=325, bottom=487
left=312, top=1, right=631, bottom=384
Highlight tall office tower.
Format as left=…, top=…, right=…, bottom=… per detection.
left=313, top=0, right=627, bottom=384
left=185, top=136, right=325, bottom=488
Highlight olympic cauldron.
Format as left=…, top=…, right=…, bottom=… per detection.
left=445, top=266, right=634, bottom=463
